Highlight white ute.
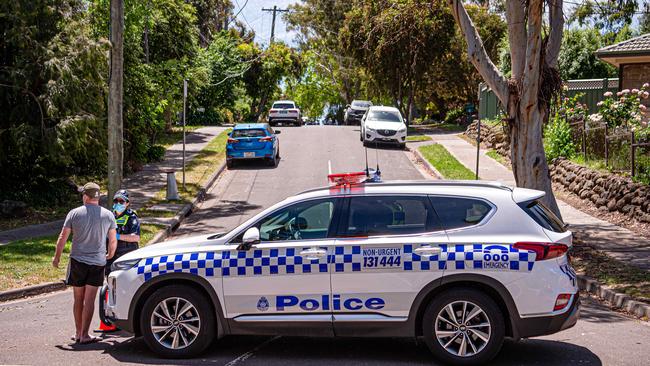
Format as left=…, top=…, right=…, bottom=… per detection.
left=105, top=177, right=579, bottom=365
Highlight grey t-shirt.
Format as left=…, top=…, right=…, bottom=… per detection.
left=63, top=204, right=117, bottom=266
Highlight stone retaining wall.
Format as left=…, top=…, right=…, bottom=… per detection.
left=464, top=120, right=510, bottom=157
left=549, top=158, right=650, bottom=223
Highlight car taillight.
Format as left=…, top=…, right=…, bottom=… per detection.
left=554, top=294, right=572, bottom=311
left=290, top=109, right=298, bottom=113
left=513, top=242, right=568, bottom=261
left=269, top=109, right=277, bottom=113
left=227, top=138, right=238, bottom=143
left=259, top=136, right=273, bottom=142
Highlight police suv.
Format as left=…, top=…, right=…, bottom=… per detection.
left=105, top=175, right=579, bottom=365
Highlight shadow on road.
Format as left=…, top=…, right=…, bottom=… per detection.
left=88, top=333, right=601, bottom=365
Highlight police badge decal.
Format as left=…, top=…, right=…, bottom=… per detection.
left=257, top=296, right=270, bottom=311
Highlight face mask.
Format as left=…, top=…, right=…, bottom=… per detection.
left=113, top=203, right=126, bottom=214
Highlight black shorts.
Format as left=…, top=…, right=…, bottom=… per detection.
left=66, top=258, right=105, bottom=287
left=105, top=243, right=139, bottom=276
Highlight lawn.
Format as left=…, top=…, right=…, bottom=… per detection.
left=486, top=149, right=509, bottom=167
left=150, top=129, right=231, bottom=205
left=0, top=224, right=164, bottom=291
left=572, top=242, right=650, bottom=304
left=406, top=135, right=432, bottom=142
left=418, top=144, right=475, bottom=180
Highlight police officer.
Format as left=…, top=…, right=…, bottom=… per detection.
left=96, top=189, right=140, bottom=332
left=105, top=189, right=140, bottom=274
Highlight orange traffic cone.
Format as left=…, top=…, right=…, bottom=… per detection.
left=95, top=291, right=118, bottom=333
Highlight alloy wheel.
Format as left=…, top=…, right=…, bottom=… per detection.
left=150, top=297, right=201, bottom=350
left=434, top=300, right=491, bottom=357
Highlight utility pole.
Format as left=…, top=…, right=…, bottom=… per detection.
left=261, top=5, right=289, bottom=43
left=108, top=0, right=124, bottom=206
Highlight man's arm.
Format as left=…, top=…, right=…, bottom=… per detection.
left=117, top=233, right=140, bottom=242
left=52, top=227, right=71, bottom=268
left=106, top=228, right=117, bottom=260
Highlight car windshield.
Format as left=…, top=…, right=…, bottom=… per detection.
left=231, top=129, right=266, bottom=138
left=272, top=103, right=294, bottom=109
left=352, top=101, right=371, bottom=108
left=367, top=110, right=401, bottom=122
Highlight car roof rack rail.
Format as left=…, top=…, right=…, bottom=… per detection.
left=297, top=180, right=513, bottom=195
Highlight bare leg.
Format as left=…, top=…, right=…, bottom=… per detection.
left=73, top=286, right=86, bottom=340
left=79, top=285, right=99, bottom=342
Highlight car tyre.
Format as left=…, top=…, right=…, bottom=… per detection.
left=140, top=285, right=216, bottom=358
left=422, top=289, right=505, bottom=366
left=399, top=143, right=406, bottom=150
left=226, top=160, right=234, bottom=169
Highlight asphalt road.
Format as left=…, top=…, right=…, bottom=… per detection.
left=1, top=126, right=649, bottom=365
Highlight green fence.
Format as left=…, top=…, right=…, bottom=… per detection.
left=478, top=78, right=619, bottom=120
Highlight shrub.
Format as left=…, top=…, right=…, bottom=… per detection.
left=544, top=113, right=576, bottom=160
left=444, top=107, right=465, bottom=124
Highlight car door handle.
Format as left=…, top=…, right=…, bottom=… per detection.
left=300, top=248, right=327, bottom=260
left=414, top=246, right=442, bottom=256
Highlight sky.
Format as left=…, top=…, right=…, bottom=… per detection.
left=231, top=0, right=300, bottom=47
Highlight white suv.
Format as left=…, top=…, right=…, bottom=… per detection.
left=268, top=100, right=301, bottom=126
left=105, top=180, right=579, bottom=365
left=361, top=106, right=408, bottom=148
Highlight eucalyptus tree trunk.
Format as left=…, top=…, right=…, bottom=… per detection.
left=447, top=0, right=564, bottom=218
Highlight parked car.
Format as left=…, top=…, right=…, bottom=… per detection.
left=344, top=100, right=373, bottom=125
left=268, top=100, right=301, bottom=126
left=360, top=106, right=407, bottom=149
left=105, top=179, right=578, bottom=364
left=226, top=123, right=280, bottom=168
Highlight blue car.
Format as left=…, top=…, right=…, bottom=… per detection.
left=226, top=123, right=281, bottom=168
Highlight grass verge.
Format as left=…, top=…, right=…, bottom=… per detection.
left=0, top=224, right=165, bottom=292
left=486, top=149, right=509, bottom=167
left=572, top=242, right=650, bottom=304
left=149, top=129, right=231, bottom=205
left=406, top=135, right=432, bottom=142
left=418, top=144, right=475, bottom=180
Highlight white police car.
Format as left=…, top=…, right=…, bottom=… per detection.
left=105, top=175, right=578, bottom=364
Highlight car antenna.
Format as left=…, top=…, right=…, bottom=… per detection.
left=364, top=144, right=370, bottom=177
left=375, top=141, right=381, bottom=178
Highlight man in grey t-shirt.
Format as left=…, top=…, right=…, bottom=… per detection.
left=52, top=182, right=117, bottom=344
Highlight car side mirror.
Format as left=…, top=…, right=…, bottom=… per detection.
left=237, top=227, right=260, bottom=250
left=346, top=104, right=350, bottom=109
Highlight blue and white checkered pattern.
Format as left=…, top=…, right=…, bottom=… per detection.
left=403, top=244, right=446, bottom=271
left=329, top=246, right=362, bottom=273
left=137, top=248, right=326, bottom=281
left=136, top=243, right=536, bottom=281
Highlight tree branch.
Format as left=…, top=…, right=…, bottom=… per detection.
left=506, top=0, right=526, bottom=80
left=447, top=0, right=509, bottom=106
left=545, top=0, right=564, bottom=69
left=521, top=0, right=544, bottom=110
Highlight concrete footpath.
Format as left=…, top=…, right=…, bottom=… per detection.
left=0, top=126, right=227, bottom=245
left=429, top=133, right=650, bottom=271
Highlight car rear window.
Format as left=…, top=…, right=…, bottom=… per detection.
left=429, top=196, right=492, bottom=230
left=272, top=103, right=294, bottom=109
left=352, top=101, right=371, bottom=108
left=343, top=196, right=440, bottom=236
left=367, top=110, right=401, bottom=122
left=231, top=129, right=266, bottom=138
left=520, top=200, right=566, bottom=233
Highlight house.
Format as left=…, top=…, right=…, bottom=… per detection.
left=596, top=33, right=650, bottom=108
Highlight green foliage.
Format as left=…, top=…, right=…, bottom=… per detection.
left=544, top=113, right=577, bottom=161
left=593, top=85, right=650, bottom=133
left=444, top=108, right=465, bottom=124
left=559, top=28, right=617, bottom=80
left=285, top=50, right=341, bottom=118
left=0, top=0, right=109, bottom=205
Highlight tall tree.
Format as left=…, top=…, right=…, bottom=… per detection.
left=447, top=0, right=564, bottom=216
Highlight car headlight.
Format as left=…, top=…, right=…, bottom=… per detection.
left=366, top=126, right=376, bottom=132
left=398, top=127, right=407, bottom=132
left=111, top=258, right=141, bottom=271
